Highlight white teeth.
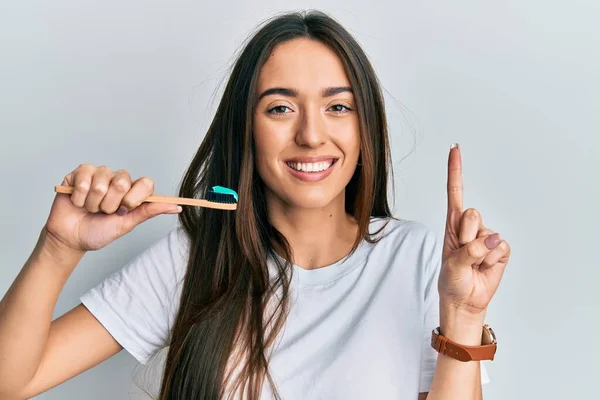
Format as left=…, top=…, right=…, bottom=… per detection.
left=286, top=160, right=333, bottom=172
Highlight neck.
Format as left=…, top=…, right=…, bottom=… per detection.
left=266, top=190, right=360, bottom=270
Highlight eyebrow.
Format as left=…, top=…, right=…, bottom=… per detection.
left=257, top=86, right=353, bottom=100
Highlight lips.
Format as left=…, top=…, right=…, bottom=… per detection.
left=283, top=157, right=339, bottom=182
left=285, top=159, right=336, bottom=173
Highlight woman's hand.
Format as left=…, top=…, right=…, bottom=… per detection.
left=44, top=164, right=181, bottom=258
left=438, top=144, right=511, bottom=332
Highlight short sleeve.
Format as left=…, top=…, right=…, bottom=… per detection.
left=80, top=227, right=189, bottom=364
left=418, top=232, right=490, bottom=392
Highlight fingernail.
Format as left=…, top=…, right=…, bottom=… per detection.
left=485, top=233, right=503, bottom=249
left=117, top=206, right=128, bottom=216
left=166, top=206, right=182, bottom=214
left=451, top=143, right=459, bottom=149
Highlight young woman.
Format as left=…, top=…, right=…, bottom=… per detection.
left=0, top=10, right=510, bottom=400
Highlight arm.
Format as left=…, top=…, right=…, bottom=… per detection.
left=0, top=227, right=122, bottom=398
left=424, top=308, right=485, bottom=400
left=421, top=144, right=511, bottom=399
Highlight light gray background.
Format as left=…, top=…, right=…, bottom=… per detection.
left=1, top=1, right=598, bottom=399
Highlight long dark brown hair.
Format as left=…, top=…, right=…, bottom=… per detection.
left=159, top=10, right=393, bottom=399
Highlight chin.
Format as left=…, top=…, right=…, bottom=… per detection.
left=283, top=187, right=343, bottom=210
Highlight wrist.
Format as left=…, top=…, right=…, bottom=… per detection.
left=36, top=226, right=85, bottom=269
left=439, top=303, right=486, bottom=346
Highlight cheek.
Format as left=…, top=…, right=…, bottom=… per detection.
left=253, top=118, right=272, bottom=160
left=252, top=138, right=272, bottom=181
left=349, top=134, right=360, bottom=159
left=252, top=119, right=286, bottom=176
left=333, top=120, right=361, bottom=161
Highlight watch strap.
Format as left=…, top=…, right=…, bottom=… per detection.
left=431, top=324, right=497, bottom=362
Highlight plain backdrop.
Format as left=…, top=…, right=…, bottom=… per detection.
left=1, top=1, right=598, bottom=399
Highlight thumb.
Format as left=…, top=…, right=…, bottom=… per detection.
left=123, top=202, right=182, bottom=230
left=450, top=233, right=503, bottom=269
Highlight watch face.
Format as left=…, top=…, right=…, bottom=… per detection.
left=483, top=324, right=497, bottom=344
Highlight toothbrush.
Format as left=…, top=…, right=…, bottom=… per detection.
left=54, top=185, right=238, bottom=211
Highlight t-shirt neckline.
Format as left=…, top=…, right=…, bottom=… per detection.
left=270, top=237, right=372, bottom=285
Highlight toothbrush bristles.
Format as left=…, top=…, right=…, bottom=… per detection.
left=206, top=190, right=237, bottom=204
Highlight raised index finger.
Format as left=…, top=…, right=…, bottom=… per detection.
left=447, top=143, right=463, bottom=215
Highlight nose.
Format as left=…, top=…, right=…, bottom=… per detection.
left=294, top=107, right=327, bottom=148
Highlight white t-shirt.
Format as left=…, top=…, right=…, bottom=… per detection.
left=80, top=217, right=489, bottom=398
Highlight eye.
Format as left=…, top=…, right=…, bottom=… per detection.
left=267, top=105, right=292, bottom=115
left=328, top=104, right=352, bottom=113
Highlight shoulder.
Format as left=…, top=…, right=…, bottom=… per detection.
left=149, top=225, right=190, bottom=281
left=163, top=225, right=191, bottom=260
left=141, top=225, right=189, bottom=265
left=366, top=217, right=443, bottom=280
left=79, top=225, right=191, bottom=365
left=368, top=217, right=440, bottom=251
left=102, top=225, right=190, bottom=290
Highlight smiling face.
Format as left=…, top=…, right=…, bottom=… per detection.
left=253, top=38, right=361, bottom=211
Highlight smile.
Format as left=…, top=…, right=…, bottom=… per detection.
left=283, top=158, right=339, bottom=182
left=285, top=159, right=335, bottom=172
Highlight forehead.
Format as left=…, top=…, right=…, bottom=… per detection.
left=257, top=38, right=351, bottom=91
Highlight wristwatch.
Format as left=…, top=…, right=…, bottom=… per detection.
left=431, top=324, right=497, bottom=362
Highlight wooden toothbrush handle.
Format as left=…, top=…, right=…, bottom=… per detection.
left=53, top=185, right=237, bottom=211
